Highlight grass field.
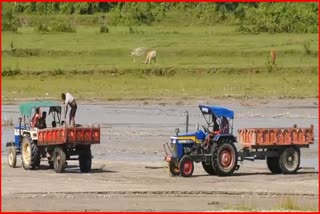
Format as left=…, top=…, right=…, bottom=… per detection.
left=2, top=24, right=318, bottom=101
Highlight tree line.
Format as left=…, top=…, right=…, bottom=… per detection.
left=3, top=2, right=318, bottom=33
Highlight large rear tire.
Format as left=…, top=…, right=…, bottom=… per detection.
left=266, top=156, right=281, bottom=174
left=212, top=142, right=238, bottom=176
left=202, top=161, right=216, bottom=175
left=179, top=156, right=194, bottom=177
left=79, top=148, right=92, bottom=173
left=279, top=147, right=300, bottom=174
left=21, top=137, right=40, bottom=170
left=8, top=146, right=17, bottom=168
left=53, top=147, right=66, bottom=173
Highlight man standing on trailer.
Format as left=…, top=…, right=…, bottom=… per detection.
left=61, top=92, right=77, bottom=127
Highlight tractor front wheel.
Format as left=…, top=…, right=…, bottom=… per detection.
left=21, top=137, right=40, bottom=170
left=8, top=146, right=17, bottom=168
left=179, top=156, right=194, bottom=177
left=168, top=161, right=180, bottom=176
left=79, top=148, right=92, bottom=173
left=53, top=147, right=66, bottom=173
left=212, top=142, right=238, bottom=176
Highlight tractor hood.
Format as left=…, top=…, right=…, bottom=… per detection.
left=170, top=130, right=206, bottom=144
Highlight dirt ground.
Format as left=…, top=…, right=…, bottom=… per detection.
left=1, top=98, right=319, bottom=211
left=1, top=159, right=318, bottom=211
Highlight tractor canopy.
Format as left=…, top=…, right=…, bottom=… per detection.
left=199, top=105, right=234, bottom=119
left=19, top=101, right=61, bottom=117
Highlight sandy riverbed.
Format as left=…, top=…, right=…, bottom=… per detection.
left=1, top=98, right=318, bottom=211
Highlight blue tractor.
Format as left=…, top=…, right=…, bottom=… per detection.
left=6, top=101, right=62, bottom=169
left=164, top=105, right=239, bottom=177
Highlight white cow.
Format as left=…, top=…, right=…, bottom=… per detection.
left=145, top=50, right=157, bottom=64
left=130, top=47, right=147, bottom=63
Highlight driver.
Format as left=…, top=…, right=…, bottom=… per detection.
left=202, top=115, right=220, bottom=149
left=37, top=111, right=47, bottom=129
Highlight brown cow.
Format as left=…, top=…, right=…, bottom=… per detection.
left=145, top=50, right=157, bottom=64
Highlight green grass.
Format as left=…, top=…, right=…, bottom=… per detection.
left=274, top=196, right=318, bottom=211
left=2, top=24, right=318, bottom=101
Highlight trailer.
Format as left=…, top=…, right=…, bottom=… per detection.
left=237, top=125, right=314, bottom=174
left=163, top=105, right=314, bottom=177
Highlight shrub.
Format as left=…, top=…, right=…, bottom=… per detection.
left=36, top=23, right=49, bottom=33
left=2, top=7, right=21, bottom=32
left=303, top=41, right=311, bottom=55
left=2, top=67, right=21, bottom=77
left=100, top=25, right=109, bottom=33
left=51, top=20, right=76, bottom=32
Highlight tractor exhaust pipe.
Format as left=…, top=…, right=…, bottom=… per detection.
left=185, top=111, right=189, bottom=133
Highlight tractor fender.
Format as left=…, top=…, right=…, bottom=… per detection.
left=6, top=142, right=15, bottom=147
left=213, top=134, right=237, bottom=143
left=22, top=131, right=38, bottom=141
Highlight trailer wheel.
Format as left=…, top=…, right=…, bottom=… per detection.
left=169, top=161, right=180, bottom=176
left=202, top=161, right=216, bottom=175
left=21, top=137, right=40, bottom=170
left=179, top=156, right=194, bottom=177
left=53, top=147, right=66, bottom=173
left=212, top=142, right=238, bottom=176
left=8, top=146, right=17, bottom=168
left=79, top=148, right=92, bottom=173
left=279, top=147, right=300, bottom=174
left=266, top=157, right=281, bottom=174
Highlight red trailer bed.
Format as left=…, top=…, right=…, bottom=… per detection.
left=37, top=126, right=100, bottom=146
left=238, top=125, right=314, bottom=148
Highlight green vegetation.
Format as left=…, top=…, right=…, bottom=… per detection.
left=274, top=197, right=318, bottom=211
left=1, top=3, right=318, bottom=102
left=3, top=3, right=318, bottom=33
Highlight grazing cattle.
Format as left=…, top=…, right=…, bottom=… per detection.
left=145, top=50, right=157, bottom=64
left=130, top=47, right=147, bottom=63
left=270, top=48, right=277, bottom=65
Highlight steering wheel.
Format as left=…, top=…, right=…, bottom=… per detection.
left=202, top=125, right=210, bottom=133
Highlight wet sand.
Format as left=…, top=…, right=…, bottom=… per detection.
left=1, top=98, right=319, bottom=211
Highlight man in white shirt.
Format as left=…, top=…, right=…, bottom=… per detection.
left=61, top=92, right=77, bottom=127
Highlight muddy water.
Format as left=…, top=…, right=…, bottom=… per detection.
left=2, top=102, right=318, bottom=170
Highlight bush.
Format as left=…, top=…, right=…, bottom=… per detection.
left=2, top=67, right=21, bottom=77
left=36, top=23, right=49, bottom=33
left=140, top=67, right=176, bottom=77
left=49, top=69, right=65, bottom=76
left=303, top=41, right=311, bottom=55
left=50, top=20, right=76, bottom=32
left=100, top=25, right=109, bottom=33
left=2, top=6, right=21, bottom=32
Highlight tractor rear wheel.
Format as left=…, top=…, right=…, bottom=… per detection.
left=212, top=142, right=238, bottom=176
left=8, top=146, right=17, bottom=168
left=202, top=161, right=216, bottom=175
left=53, top=147, right=66, bottom=173
left=21, top=137, right=40, bottom=170
left=79, top=148, right=92, bottom=173
left=266, top=157, right=281, bottom=174
left=179, top=156, right=194, bottom=177
left=279, top=147, right=300, bottom=174
left=169, top=161, right=180, bottom=176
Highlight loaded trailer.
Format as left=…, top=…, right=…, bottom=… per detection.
left=6, top=101, right=101, bottom=173
left=237, top=125, right=314, bottom=174
left=163, top=105, right=314, bottom=177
